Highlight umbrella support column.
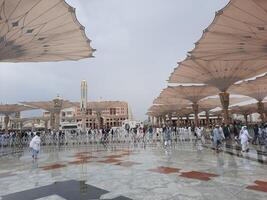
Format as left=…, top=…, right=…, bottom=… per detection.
left=160, top=116, right=164, bottom=127
left=20, top=122, right=23, bottom=131
left=192, top=103, right=199, bottom=127
left=164, top=116, right=167, bottom=126
left=44, top=120, right=48, bottom=131
left=244, top=114, right=248, bottom=125
left=219, top=92, right=230, bottom=125
left=168, top=113, right=172, bottom=126
left=257, top=101, right=265, bottom=122
left=155, top=116, right=158, bottom=126
left=50, top=113, right=55, bottom=130
left=151, top=116, right=154, bottom=125
left=177, top=116, right=180, bottom=127
left=96, top=112, right=102, bottom=129
left=159, top=117, right=162, bottom=127
left=183, top=117, right=185, bottom=126
left=205, top=110, right=210, bottom=127
left=4, top=115, right=10, bottom=134
left=54, top=112, right=60, bottom=131
left=186, top=115, right=190, bottom=126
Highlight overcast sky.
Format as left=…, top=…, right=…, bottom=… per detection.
left=0, top=0, right=229, bottom=120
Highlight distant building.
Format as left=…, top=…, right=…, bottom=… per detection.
left=55, top=101, right=129, bottom=129
left=42, top=80, right=130, bottom=130
left=75, top=101, right=129, bottom=129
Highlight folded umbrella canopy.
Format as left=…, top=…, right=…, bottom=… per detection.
left=0, top=0, right=95, bottom=62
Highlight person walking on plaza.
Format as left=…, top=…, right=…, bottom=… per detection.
left=29, top=132, right=41, bottom=160
left=233, top=122, right=239, bottom=139
left=252, top=124, right=259, bottom=145
left=148, top=126, right=153, bottom=142
left=212, top=125, right=224, bottom=151
left=239, top=126, right=252, bottom=154
left=222, top=123, right=231, bottom=140
left=163, top=126, right=172, bottom=147
left=195, top=126, right=204, bottom=150
left=188, top=126, right=193, bottom=142
left=195, top=127, right=203, bottom=140
left=179, top=127, right=185, bottom=142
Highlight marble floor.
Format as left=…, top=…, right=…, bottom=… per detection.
left=0, top=143, right=267, bottom=200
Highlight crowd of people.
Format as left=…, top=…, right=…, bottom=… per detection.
left=0, top=122, right=267, bottom=159
left=159, top=123, right=267, bottom=152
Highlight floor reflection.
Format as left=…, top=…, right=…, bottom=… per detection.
left=1, top=180, right=132, bottom=200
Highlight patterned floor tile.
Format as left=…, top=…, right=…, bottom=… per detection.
left=99, top=158, right=122, bottom=164
left=40, top=164, right=67, bottom=171
left=115, top=161, right=141, bottom=167
left=75, top=155, right=96, bottom=160
left=180, top=171, right=219, bottom=181
left=247, top=180, right=267, bottom=193
left=148, top=166, right=180, bottom=174
left=75, top=151, right=92, bottom=155
left=68, top=160, right=91, bottom=165
left=0, top=172, right=16, bottom=179
left=1, top=180, right=132, bottom=200
left=105, top=155, right=124, bottom=159
left=120, top=152, right=134, bottom=156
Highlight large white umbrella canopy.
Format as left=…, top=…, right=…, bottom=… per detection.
left=21, top=97, right=76, bottom=130
left=153, top=97, right=191, bottom=107
left=168, top=0, right=267, bottom=124
left=0, top=0, right=95, bottom=62
left=169, top=58, right=267, bottom=92
left=0, top=103, right=35, bottom=132
left=230, top=104, right=258, bottom=115
left=156, top=85, right=219, bottom=126
left=230, top=104, right=258, bottom=124
left=199, top=96, right=251, bottom=126
left=152, top=97, right=191, bottom=116
left=20, top=100, right=75, bottom=112
left=160, top=85, right=219, bottom=104
left=0, top=103, right=34, bottom=115
left=148, top=104, right=186, bottom=121
left=199, top=96, right=252, bottom=111
left=229, top=74, right=267, bottom=102
left=229, top=74, right=267, bottom=121
left=149, top=104, right=187, bottom=114
left=190, top=0, right=267, bottom=61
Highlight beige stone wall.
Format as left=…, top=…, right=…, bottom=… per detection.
left=75, top=102, right=129, bottom=128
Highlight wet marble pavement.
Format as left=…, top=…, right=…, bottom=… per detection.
left=0, top=143, right=267, bottom=200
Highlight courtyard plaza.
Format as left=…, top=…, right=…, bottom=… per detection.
left=0, top=141, right=266, bottom=200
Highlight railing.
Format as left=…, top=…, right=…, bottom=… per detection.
left=0, top=130, right=164, bottom=149
left=1, top=128, right=266, bottom=157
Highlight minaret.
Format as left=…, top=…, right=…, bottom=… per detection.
left=127, top=104, right=134, bottom=121
left=81, top=80, right=88, bottom=111
left=80, top=80, right=87, bottom=132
